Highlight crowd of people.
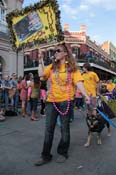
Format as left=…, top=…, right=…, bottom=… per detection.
left=0, top=70, right=114, bottom=120
left=0, top=72, right=47, bottom=121
left=34, top=42, right=116, bottom=166
left=0, top=42, right=116, bottom=167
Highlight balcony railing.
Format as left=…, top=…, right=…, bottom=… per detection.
left=24, top=58, right=52, bottom=68
left=24, top=57, right=116, bottom=73
left=78, top=57, right=116, bottom=72
left=24, top=61, right=38, bottom=68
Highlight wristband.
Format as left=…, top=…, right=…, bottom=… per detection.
left=39, top=62, right=42, bottom=64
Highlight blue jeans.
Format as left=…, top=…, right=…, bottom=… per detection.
left=4, top=92, right=9, bottom=111
left=75, top=98, right=84, bottom=109
left=0, top=90, right=3, bottom=110
left=30, top=98, right=38, bottom=112
left=41, top=100, right=74, bottom=160
left=26, top=101, right=31, bottom=115
left=57, top=115, right=61, bottom=127
left=11, top=92, right=19, bottom=112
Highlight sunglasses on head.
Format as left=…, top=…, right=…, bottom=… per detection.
left=54, top=49, right=64, bottom=53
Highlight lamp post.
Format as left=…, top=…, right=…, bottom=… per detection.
left=16, top=49, right=18, bottom=76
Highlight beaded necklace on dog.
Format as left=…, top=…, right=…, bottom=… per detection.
left=49, top=66, right=71, bottom=116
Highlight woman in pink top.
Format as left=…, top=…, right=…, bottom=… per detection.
left=20, top=75, right=28, bottom=117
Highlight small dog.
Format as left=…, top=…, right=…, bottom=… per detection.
left=84, top=113, right=111, bottom=147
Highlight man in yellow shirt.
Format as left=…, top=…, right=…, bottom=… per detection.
left=82, top=63, right=100, bottom=147
left=82, top=63, right=99, bottom=114
left=106, top=79, right=115, bottom=93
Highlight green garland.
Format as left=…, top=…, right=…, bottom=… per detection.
left=6, top=0, right=64, bottom=51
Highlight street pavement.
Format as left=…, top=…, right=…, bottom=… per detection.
left=0, top=109, right=116, bottom=175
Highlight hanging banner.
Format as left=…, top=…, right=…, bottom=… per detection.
left=6, top=0, right=64, bottom=50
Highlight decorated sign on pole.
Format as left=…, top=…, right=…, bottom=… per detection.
left=6, top=0, right=64, bottom=51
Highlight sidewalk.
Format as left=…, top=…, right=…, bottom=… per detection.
left=0, top=110, right=116, bottom=175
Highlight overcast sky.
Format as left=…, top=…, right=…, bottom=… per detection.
left=23, top=0, right=116, bottom=46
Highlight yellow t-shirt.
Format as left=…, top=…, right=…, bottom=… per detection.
left=44, top=64, right=84, bottom=102
left=82, top=71, right=99, bottom=97
left=106, top=83, right=115, bottom=92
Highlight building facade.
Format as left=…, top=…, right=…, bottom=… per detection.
left=101, top=41, right=116, bottom=69
left=0, top=0, right=24, bottom=77
left=24, top=24, right=116, bottom=80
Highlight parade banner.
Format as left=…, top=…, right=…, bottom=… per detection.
left=6, top=0, right=64, bottom=50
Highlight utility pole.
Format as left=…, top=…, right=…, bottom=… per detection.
left=16, top=49, right=18, bottom=76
